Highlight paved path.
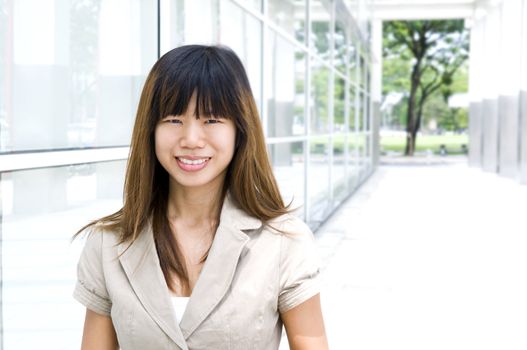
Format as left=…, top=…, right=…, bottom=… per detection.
left=315, top=157, right=527, bottom=350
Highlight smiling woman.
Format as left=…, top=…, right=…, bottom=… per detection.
left=73, top=45, right=328, bottom=350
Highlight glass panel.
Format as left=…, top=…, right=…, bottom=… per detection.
left=220, top=0, right=263, bottom=115
left=334, top=76, right=345, bottom=132
left=358, top=90, right=364, bottom=129
left=269, top=141, right=305, bottom=216
left=238, top=0, right=261, bottom=12
left=0, top=1, right=8, bottom=151
left=311, top=58, right=329, bottom=134
left=268, top=0, right=306, bottom=44
left=1, top=0, right=157, bottom=152
left=310, top=0, right=330, bottom=60
left=334, top=20, right=348, bottom=75
left=333, top=134, right=348, bottom=205
left=309, top=136, right=330, bottom=225
left=349, top=84, right=357, bottom=132
left=266, top=32, right=305, bottom=137
left=0, top=160, right=126, bottom=349
left=359, top=56, right=365, bottom=88
left=160, top=0, right=219, bottom=51
left=349, top=42, right=358, bottom=83
left=347, top=133, right=360, bottom=189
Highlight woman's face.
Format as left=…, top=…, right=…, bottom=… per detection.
left=155, top=93, right=237, bottom=191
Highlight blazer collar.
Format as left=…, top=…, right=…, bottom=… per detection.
left=117, top=193, right=262, bottom=347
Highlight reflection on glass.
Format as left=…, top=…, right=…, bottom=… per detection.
left=349, top=43, right=358, bottom=82
left=349, top=84, right=357, bottom=132
left=220, top=1, right=263, bottom=114
left=238, top=0, right=262, bottom=12
left=0, top=161, right=126, bottom=349
left=335, top=21, right=348, bottom=74
left=1, top=0, right=157, bottom=152
left=266, top=32, right=305, bottom=137
left=268, top=0, right=306, bottom=43
left=161, top=0, right=219, bottom=50
left=310, top=0, right=330, bottom=59
left=311, top=59, right=329, bottom=134
left=333, top=134, right=347, bottom=205
left=309, top=136, right=330, bottom=225
left=269, top=142, right=305, bottom=216
left=334, top=77, right=346, bottom=132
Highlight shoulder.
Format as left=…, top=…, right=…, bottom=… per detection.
left=265, top=213, right=314, bottom=241
left=77, top=224, right=121, bottom=256
left=261, top=214, right=317, bottom=261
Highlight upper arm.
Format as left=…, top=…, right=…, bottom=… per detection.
left=281, top=294, right=328, bottom=350
left=81, top=308, right=119, bottom=350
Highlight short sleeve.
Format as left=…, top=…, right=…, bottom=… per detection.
left=278, top=217, right=321, bottom=313
left=73, top=228, right=112, bottom=316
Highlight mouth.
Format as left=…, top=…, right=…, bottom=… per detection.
left=176, top=157, right=210, bottom=165
left=175, top=157, right=211, bottom=172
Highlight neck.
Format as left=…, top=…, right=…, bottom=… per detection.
left=166, top=179, right=225, bottom=227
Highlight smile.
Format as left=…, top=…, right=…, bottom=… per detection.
left=177, top=157, right=209, bottom=165
left=175, top=157, right=211, bottom=172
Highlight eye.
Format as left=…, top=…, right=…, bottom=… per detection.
left=205, top=119, right=221, bottom=124
left=164, top=118, right=182, bottom=124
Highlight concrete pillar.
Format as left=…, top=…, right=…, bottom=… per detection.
left=481, top=6, right=501, bottom=173
left=520, top=0, right=527, bottom=183
left=497, top=0, right=522, bottom=178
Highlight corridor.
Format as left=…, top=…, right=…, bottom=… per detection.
left=313, top=157, right=527, bottom=349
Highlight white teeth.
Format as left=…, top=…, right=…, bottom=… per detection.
left=178, top=157, right=207, bottom=165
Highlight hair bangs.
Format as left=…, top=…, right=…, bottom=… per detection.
left=156, top=49, right=244, bottom=122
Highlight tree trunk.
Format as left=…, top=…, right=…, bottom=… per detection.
left=405, top=64, right=421, bottom=156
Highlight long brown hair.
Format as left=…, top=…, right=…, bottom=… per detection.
left=75, top=45, right=289, bottom=294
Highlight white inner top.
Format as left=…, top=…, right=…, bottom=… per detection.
left=171, top=296, right=190, bottom=323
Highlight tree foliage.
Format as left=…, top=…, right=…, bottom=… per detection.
left=383, top=20, right=469, bottom=155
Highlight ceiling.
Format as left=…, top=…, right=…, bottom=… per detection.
left=366, top=0, right=493, bottom=20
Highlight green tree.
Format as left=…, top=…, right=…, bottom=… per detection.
left=383, top=20, right=469, bottom=155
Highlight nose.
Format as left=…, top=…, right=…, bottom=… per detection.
left=179, top=119, right=206, bottom=149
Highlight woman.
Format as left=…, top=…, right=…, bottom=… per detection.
left=74, top=45, right=328, bottom=350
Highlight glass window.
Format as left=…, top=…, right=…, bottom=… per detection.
left=349, top=42, right=358, bottom=83
left=308, top=136, right=330, bottom=226
left=1, top=0, right=157, bottom=152
left=238, top=0, right=261, bottom=12
left=220, top=0, right=263, bottom=115
left=334, top=20, right=348, bottom=75
left=334, top=76, right=346, bottom=132
left=311, top=58, right=330, bottom=134
left=268, top=0, right=306, bottom=44
left=349, top=84, right=357, bottom=132
left=359, top=56, right=366, bottom=88
left=332, top=133, right=348, bottom=205
left=347, top=133, right=359, bottom=190
left=0, top=160, right=126, bottom=349
left=268, top=141, right=305, bottom=215
left=160, top=0, right=220, bottom=51
left=310, top=0, right=330, bottom=60
left=266, top=31, right=305, bottom=137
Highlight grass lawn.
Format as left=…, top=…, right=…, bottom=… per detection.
left=381, top=134, right=469, bottom=154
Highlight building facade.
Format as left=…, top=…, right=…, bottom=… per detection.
left=468, top=0, right=527, bottom=183
left=0, top=0, right=376, bottom=348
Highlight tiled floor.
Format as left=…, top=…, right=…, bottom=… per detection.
left=314, top=157, right=527, bottom=350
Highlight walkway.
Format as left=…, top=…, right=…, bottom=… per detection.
left=314, top=156, right=527, bottom=349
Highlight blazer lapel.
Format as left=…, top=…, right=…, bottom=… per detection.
left=117, top=226, right=189, bottom=350
left=179, top=194, right=262, bottom=339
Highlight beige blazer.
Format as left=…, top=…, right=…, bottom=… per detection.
left=74, top=194, right=320, bottom=350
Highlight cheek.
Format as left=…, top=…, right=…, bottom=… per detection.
left=154, top=127, right=168, bottom=160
